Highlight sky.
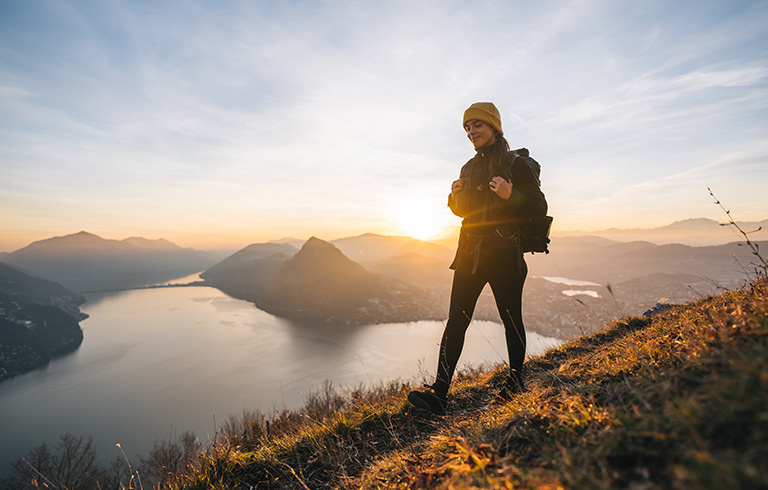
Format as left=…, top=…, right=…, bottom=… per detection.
left=1, top=0, right=767, bottom=252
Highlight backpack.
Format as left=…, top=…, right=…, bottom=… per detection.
left=510, top=150, right=553, bottom=254
left=521, top=215, right=553, bottom=254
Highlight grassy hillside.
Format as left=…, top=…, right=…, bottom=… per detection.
left=154, top=278, right=767, bottom=489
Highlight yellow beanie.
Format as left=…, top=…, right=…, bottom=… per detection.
left=462, top=102, right=503, bottom=136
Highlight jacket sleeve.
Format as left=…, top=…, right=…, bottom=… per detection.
left=493, top=156, right=547, bottom=218
left=447, top=163, right=471, bottom=217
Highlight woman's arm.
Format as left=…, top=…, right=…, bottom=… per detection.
left=494, top=156, right=547, bottom=217
left=448, top=178, right=466, bottom=217
left=448, top=163, right=471, bottom=217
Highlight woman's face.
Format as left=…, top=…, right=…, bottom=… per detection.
left=464, top=119, right=497, bottom=149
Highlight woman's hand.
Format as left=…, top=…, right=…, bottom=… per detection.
left=489, top=176, right=512, bottom=199
left=451, top=179, right=464, bottom=197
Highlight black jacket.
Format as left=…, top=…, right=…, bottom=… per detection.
left=448, top=148, right=547, bottom=272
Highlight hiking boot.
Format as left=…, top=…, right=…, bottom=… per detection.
left=496, top=370, right=525, bottom=402
left=407, top=385, right=447, bottom=415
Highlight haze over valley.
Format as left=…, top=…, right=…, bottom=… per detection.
left=2, top=218, right=765, bottom=382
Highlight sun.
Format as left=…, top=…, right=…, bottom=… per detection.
left=393, top=195, right=454, bottom=240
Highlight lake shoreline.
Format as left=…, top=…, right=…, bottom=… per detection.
left=1, top=281, right=561, bottom=476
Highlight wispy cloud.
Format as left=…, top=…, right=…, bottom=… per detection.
left=1, top=0, right=767, bottom=249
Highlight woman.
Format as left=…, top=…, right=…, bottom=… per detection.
left=408, top=102, right=547, bottom=415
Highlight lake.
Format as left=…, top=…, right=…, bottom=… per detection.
left=0, top=278, right=560, bottom=474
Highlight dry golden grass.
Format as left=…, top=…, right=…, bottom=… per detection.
left=170, top=278, right=767, bottom=490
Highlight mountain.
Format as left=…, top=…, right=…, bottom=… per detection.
left=331, top=233, right=453, bottom=262
left=0, top=263, right=86, bottom=381
left=4, top=231, right=221, bottom=290
left=263, top=237, right=386, bottom=317
left=0, top=262, right=86, bottom=319
left=363, top=252, right=453, bottom=286
left=202, top=231, right=767, bottom=333
left=526, top=237, right=768, bottom=284
left=267, top=237, right=307, bottom=249
left=200, top=242, right=298, bottom=299
left=122, top=236, right=186, bottom=250
left=558, top=218, right=768, bottom=246
left=203, top=237, right=443, bottom=325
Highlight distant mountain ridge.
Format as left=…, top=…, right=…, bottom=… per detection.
left=12, top=231, right=198, bottom=256
left=556, top=218, right=768, bottom=246
left=200, top=242, right=299, bottom=299
left=363, top=252, right=452, bottom=287
left=201, top=226, right=768, bottom=332
left=331, top=233, right=453, bottom=262
left=122, top=236, right=187, bottom=250
left=525, top=237, right=768, bottom=284
left=4, top=231, right=222, bottom=291
left=4, top=223, right=766, bottom=334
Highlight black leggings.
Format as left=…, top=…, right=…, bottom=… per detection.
left=433, top=251, right=527, bottom=396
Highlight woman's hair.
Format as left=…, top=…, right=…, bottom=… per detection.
left=486, top=133, right=511, bottom=179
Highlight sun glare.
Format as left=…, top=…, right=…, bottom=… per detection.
left=394, top=195, right=454, bottom=240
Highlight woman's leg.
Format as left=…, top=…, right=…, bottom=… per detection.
left=488, top=257, right=528, bottom=382
left=433, top=268, right=488, bottom=397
